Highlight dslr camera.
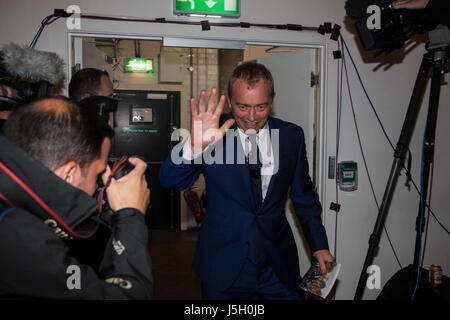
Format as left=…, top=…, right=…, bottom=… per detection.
left=95, top=156, right=136, bottom=214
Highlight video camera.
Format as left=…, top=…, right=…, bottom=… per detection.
left=345, top=0, right=441, bottom=54
left=0, top=43, right=65, bottom=110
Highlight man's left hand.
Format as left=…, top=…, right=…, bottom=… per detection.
left=313, top=250, right=335, bottom=274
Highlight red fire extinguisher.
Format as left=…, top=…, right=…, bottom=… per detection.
left=183, top=187, right=204, bottom=223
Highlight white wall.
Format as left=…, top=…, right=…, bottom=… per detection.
left=1, top=0, right=448, bottom=300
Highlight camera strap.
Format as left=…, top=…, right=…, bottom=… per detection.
left=0, top=193, right=14, bottom=222
left=97, top=156, right=129, bottom=215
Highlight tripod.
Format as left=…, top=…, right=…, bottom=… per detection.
left=354, top=29, right=449, bottom=300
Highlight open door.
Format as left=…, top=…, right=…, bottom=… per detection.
left=256, top=48, right=320, bottom=276
left=257, top=49, right=316, bottom=174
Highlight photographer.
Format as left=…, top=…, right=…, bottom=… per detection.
left=69, top=68, right=114, bottom=102
left=0, top=96, right=152, bottom=299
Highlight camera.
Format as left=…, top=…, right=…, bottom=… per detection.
left=0, top=79, right=53, bottom=110
left=0, top=43, right=64, bottom=110
left=78, top=95, right=118, bottom=118
left=95, top=156, right=135, bottom=214
left=345, top=0, right=440, bottom=54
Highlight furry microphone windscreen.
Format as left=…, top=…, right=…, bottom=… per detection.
left=1, top=43, right=65, bottom=85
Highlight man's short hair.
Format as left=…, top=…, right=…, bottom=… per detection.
left=3, top=96, right=113, bottom=172
left=227, top=61, right=275, bottom=100
left=69, top=68, right=109, bottom=102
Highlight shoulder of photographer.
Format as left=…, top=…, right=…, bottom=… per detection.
left=102, top=157, right=150, bottom=216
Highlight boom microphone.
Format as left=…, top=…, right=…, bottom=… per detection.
left=0, top=43, right=65, bottom=85
left=345, top=0, right=393, bottom=21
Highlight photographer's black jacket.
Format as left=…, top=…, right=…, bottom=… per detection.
left=0, top=133, right=153, bottom=299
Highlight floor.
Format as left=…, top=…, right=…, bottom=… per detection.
left=147, top=229, right=202, bottom=300
left=146, top=229, right=320, bottom=301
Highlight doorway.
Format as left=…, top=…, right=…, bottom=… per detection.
left=69, top=34, right=325, bottom=298
left=69, top=35, right=323, bottom=230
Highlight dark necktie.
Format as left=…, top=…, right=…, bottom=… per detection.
left=247, top=135, right=263, bottom=209
left=247, top=135, right=264, bottom=264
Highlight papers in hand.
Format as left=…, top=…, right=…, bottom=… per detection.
left=299, top=260, right=341, bottom=299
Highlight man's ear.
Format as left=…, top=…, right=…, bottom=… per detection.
left=227, top=96, right=233, bottom=111
left=53, top=161, right=81, bottom=187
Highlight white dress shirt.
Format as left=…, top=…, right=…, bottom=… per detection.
left=237, top=123, right=274, bottom=202
left=182, top=122, right=275, bottom=202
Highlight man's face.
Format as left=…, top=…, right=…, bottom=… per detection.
left=95, top=75, right=114, bottom=98
left=78, top=137, right=111, bottom=196
left=229, top=79, right=273, bottom=133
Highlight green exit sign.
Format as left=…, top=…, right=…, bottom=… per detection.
left=125, top=58, right=154, bottom=72
left=174, top=0, right=240, bottom=18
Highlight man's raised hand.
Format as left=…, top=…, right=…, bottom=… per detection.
left=190, top=88, right=235, bottom=154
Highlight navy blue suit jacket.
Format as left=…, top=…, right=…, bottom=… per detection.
left=159, top=113, right=329, bottom=291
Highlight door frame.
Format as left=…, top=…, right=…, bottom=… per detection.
left=67, top=31, right=330, bottom=226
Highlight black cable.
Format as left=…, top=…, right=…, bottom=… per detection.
left=30, top=15, right=54, bottom=48
left=341, top=37, right=449, bottom=236
left=341, top=35, right=403, bottom=269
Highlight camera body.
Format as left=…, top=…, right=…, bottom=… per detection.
left=355, top=7, right=406, bottom=51
left=0, top=75, right=54, bottom=110
left=346, top=0, right=440, bottom=53
left=95, top=156, right=135, bottom=214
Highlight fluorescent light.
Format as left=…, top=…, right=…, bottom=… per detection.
left=163, top=37, right=246, bottom=50
left=188, top=14, right=222, bottom=19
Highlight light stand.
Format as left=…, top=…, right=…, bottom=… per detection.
left=354, top=28, right=449, bottom=300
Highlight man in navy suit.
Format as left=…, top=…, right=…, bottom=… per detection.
left=159, top=62, right=334, bottom=299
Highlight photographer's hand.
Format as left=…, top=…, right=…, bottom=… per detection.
left=391, top=0, right=430, bottom=10
left=101, top=157, right=150, bottom=214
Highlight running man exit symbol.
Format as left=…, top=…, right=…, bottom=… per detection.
left=205, top=0, right=217, bottom=9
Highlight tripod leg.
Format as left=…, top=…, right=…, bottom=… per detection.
left=411, top=54, right=446, bottom=291
left=354, top=52, right=433, bottom=300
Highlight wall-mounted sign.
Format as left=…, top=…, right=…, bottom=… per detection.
left=131, top=107, right=153, bottom=123
left=125, top=58, right=154, bottom=72
left=173, top=0, right=240, bottom=18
